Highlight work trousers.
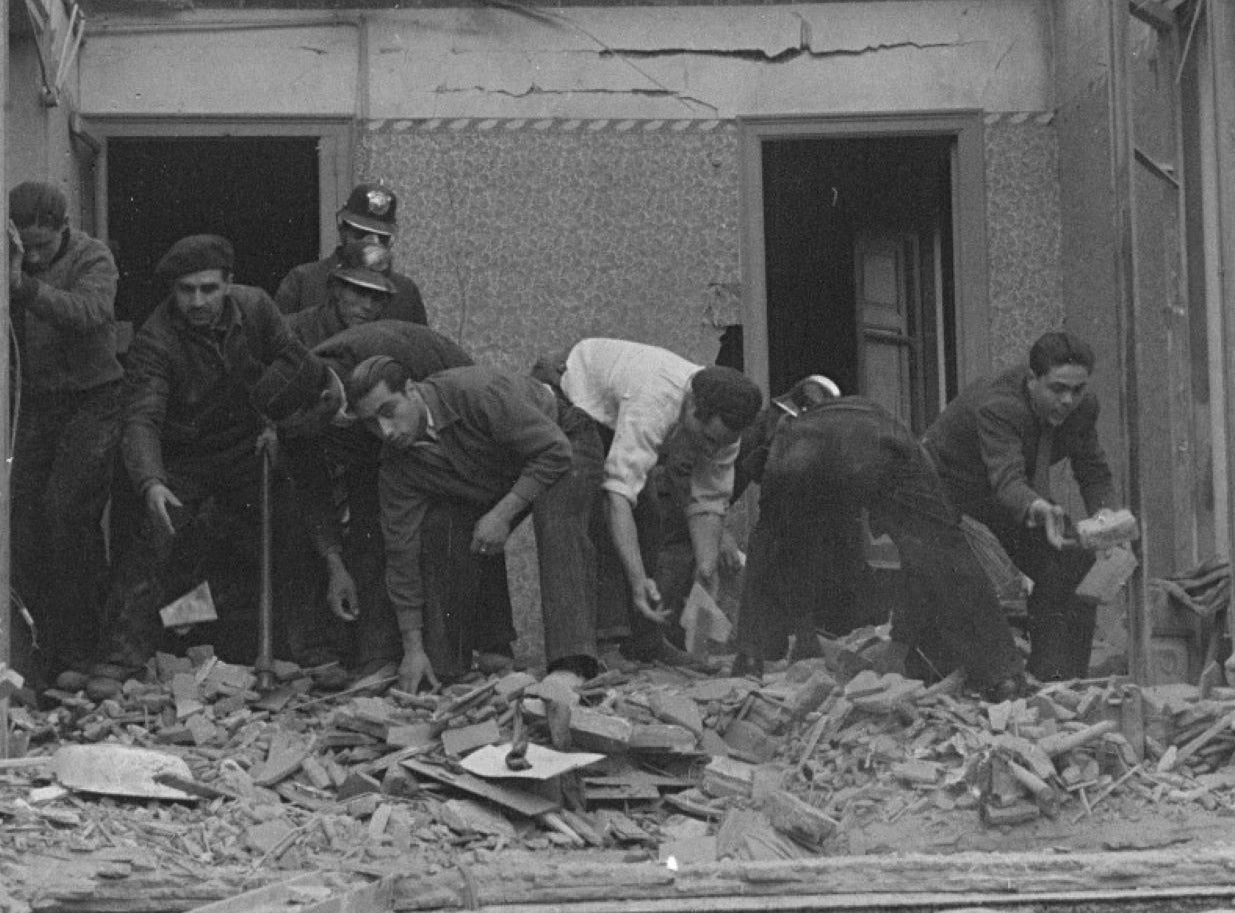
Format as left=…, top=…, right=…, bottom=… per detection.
left=736, top=400, right=1023, bottom=692
left=105, top=439, right=300, bottom=666
left=959, top=503, right=1097, bottom=681
left=11, top=381, right=122, bottom=674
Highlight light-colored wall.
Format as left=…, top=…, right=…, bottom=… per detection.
left=81, top=2, right=1050, bottom=120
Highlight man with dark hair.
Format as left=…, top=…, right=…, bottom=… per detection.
left=253, top=320, right=513, bottom=679
left=7, top=181, right=123, bottom=682
left=556, top=338, right=762, bottom=667
left=730, top=388, right=1025, bottom=699
left=276, top=182, right=427, bottom=325
left=346, top=357, right=603, bottom=693
left=923, top=330, right=1121, bottom=681
left=101, top=234, right=310, bottom=671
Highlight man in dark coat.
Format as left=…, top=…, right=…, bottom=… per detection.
left=256, top=320, right=516, bottom=679
left=101, top=234, right=310, bottom=670
left=923, top=331, right=1121, bottom=681
left=732, top=385, right=1026, bottom=699
left=7, top=181, right=124, bottom=680
left=275, top=182, right=427, bottom=326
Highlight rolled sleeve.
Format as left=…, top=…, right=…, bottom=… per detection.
left=380, top=458, right=431, bottom=631
left=686, top=441, right=738, bottom=518
left=602, top=400, right=673, bottom=505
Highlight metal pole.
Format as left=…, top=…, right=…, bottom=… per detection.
left=255, top=448, right=274, bottom=692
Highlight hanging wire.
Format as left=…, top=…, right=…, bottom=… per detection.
left=1178, top=0, right=1208, bottom=83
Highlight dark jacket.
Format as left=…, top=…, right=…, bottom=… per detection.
left=381, top=367, right=569, bottom=625
left=12, top=227, right=122, bottom=394
left=275, top=249, right=427, bottom=326
left=285, top=320, right=473, bottom=556
left=122, top=284, right=301, bottom=493
left=922, top=364, right=1116, bottom=523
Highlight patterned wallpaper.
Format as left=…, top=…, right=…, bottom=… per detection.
left=984, top=115, right=1066, bottom=369
left=358, top=114, right=1065, bottom=670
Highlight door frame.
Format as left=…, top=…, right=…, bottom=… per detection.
left=81, top=115, right=354, bottom=258
left=738, top=111, right=989, bottom=399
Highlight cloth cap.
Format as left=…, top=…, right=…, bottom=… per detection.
left=331, top=241, right=395, bottom=294
left=9, top=182, right=67, bottom=228
left=251, top=347, right=330, bottom=422
left=155, top=234, right=235, bottom=284
left=339, top=183, right=397, bottom=236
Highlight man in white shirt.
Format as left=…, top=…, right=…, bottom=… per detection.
left=557, top=338, right=762, bottom=666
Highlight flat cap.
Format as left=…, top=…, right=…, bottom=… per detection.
left=155, top=234, right=235, bottom=284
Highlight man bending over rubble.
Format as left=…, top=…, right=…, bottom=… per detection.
left=923, top=331, right=1122, bottom=681
left=347, top=357, right=603, bottom=693
left=732, top=386, right=1026, bottom=701
left=253, top=320, right=516, bottom=681
left=545, top=338, right=763, bottom=671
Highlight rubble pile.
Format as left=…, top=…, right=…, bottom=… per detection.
left=3, top=629, right=1235, bottom=904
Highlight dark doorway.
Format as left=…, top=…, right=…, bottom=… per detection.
left=761, top=135, right=955, bottom=435
left=107, top=136, right=320, bottom=330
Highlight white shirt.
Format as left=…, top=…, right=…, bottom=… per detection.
left=560, top=337, right=735, bottom=517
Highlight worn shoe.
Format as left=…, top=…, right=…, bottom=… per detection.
left=597, top=641, right=638, bottom=674
left=477, top=651, right=515, bottom=676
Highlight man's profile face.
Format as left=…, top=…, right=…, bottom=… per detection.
left=18, top=224, right=64, bottom=273
left=334, top=285, right=389, bottom=328
left=338, top=222, right=392, bottom=248
left=1028, top=363, right=1090, bottom=427
left=354, top=379, right=426, bottom=450
left=173, top=268, right=230, bottom=329
left=678, top=402, right=742, bottom=459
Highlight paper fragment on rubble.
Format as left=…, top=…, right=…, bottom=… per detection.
left=461, top=742, right=604, bottom=780
left=680, top=582, right=732, bottom=657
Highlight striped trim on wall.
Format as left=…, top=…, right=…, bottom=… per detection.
left=366, top=113, right=1054, bottom=133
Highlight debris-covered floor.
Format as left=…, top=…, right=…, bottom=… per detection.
left=4, top=627, right=1235, bottom=912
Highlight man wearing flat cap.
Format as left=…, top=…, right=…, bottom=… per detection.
left=255, top=320, right=518, bottom=680
left=100, top=234, right=311, bottom=670
left=6, top=181, right=123, bottom=684
left=276, top=183, right=427, bottom=326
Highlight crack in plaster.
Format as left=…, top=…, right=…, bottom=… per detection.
left=432, top=83, right=718, bottom=113
left=598, top=40, right=974, bottom=64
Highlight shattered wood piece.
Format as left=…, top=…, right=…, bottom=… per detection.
left=649, top=690, right=704, bottom=736
left=300, top=756, right=332, bottom=791
left=741, top=692, right=792, bottom=734
left=384, top=722, right=436, bottom=749
left=583, top=776, right=661, bottom=803
left=722, top=719, right=781, bottom=763
left=402, top=758, right=559, bottom=818
left=245, top=818, right=296, bottom=855
left=369, top=802, right=393, bottom=840
left=1168, top=709, right=1235, bottom=770
left=381, top=763, right=420, bottom=799
left=322, top=755, right=349, bottom=788
left=891, top=759, right=942, bottom=786
left=441, top=718, right=502, bottom=757
left=843, top=669, right=886, bottom=699
left=1007, top=760, right=1060, bottom=816
left=337, top=771, right=382, bottom=800
left=186, top=714, right=220, bottom=746
left=663, top=788, right=724, bottom=820
left=750, top=763, right=790, bottom=801
left=1199, top=661, right=1224, bottom=699
left=598, top=809, right=655, bottom=845
left=250, top=731, right=312, bottom=787
left=629, top=723, right=698, bottom=753
left=432, top=680, right=498, bottom=724
left=171, top=672, right=204, bottom=720
left=762, top=789, right=838, bottom=849
left=786, top=671, right=836, bottom=724
left=558, top=808, right=605, bottom=847
left=993, top=734, right=1056, bottom=781
left=1038, top=720, right=1118, bottom=757
left=701, top=756, right=755, bottom=799
left=253, top=680, right=310, bottom=713
left=563, top=705, right=634, bottom=754
left=494, top=671, right=538, bottom=700
left=921, top=668, right=965, bottom=698
left=981, top=800, right=1041, bottom=826
left=851, top=677, right=926, bottom=713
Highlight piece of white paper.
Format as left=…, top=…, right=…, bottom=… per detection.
left=680, top=582, right=733, bottom=657
left=460, top=742, right=605, bottom=780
